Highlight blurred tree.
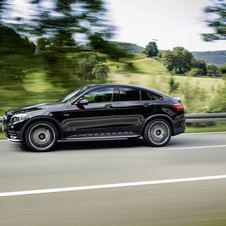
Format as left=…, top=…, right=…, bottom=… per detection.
left=107, top=42, right=144, bottom=54
left=162, top=50, right=175, bottom=71
left=11, top=0, right=110, bottom=45
left=1, top=0, right=122, bottom=89
left=202, top=0, right=226, bottom=42
left=169, top=76, right=179, bottom=94
left=173, top=47, right=185, bottom=52
left=207, top=62, right=220, bottom=77
left=162, top=47, right=196, bottom=74
left=173, top=49, right=185, bottom=74
left=157, top=52, right=162, bottom=58
left=0, top=25, right=35, bottom=82
left=185, top=68, right=205, bottom=77
left=35, top=38, right=50, bottom=54
left=0, top=25, right=37, bottom=113
left=202, top=1, right=226, bottom=113
left=73, top=53, right=109, bottom=83
left=141, top=42, right=158, bottom=57
left=182, top=50, right=193, bottom=72
left=194, top=58, right=207, bottom=75
left=89, top=33, right=130, bottom=60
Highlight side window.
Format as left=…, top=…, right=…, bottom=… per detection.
left=119, top=88, right=140, bottom=101
left=83, top=88, right=114, bottom=103
left=148, top=92, right=163, bottom=100
left=141, top=90, right=151, bottom=100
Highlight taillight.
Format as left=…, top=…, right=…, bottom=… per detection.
left=173, top=104, right=184, bottom=110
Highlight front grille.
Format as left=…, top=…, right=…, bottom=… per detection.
left=3, top=114, right=12, bottom=124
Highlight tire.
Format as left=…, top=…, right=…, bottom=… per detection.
left=25, top=121, right=58, bottom=152
left=143, top=119, right=171, bottom=147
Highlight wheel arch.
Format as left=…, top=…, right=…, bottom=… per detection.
left=141, top=114, right=174, bottom=136
left=21, top=117, right=63, bottom=142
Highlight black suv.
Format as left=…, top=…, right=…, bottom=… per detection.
left=2, top=84, right=185, bottom=151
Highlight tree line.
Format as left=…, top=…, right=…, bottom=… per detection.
left=0, top=0, right=130, bottom=91
left=141, top=43, right=221, bottom=78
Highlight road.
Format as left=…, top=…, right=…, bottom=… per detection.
left=0, top=132, right=226, bottom=226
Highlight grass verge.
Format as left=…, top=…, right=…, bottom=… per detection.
left=0, top=131, right=6, bottom=139
left=185, top=126, right=226, bottom=133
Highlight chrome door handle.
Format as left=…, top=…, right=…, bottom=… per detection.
left=105, top=104, right=113, bottom=108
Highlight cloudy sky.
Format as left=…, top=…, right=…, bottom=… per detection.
left=106, top=0, right=225, bottom=51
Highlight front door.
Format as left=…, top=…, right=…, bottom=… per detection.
left=69, top=87, right=116, bottom=138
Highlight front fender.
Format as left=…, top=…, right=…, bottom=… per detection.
left=20, top=116, right=64, bottom=142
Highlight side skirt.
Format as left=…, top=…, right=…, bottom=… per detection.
left=60, top=132, right=141, bottom=141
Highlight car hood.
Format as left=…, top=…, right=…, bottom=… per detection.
left=6, top=102, right=62, bottom=115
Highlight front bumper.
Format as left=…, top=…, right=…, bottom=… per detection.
left=3, top=127, right=22, bottom=142
left=2, top=115, right=23, bottom=142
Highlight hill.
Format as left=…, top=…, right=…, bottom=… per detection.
left=191, top=51, right=226, bottom=67
left=107, top=55, right=224, bottom=113
left=109, top=42, right=144, bottom=54
left=110, top=41, right=226, bottom=66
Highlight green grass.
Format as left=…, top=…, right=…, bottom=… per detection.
left=108, top=57, right=224, bottom=93
left=185, top=126, right=226, bottom=133
left=0, top=131, right=6, bottom=139
left=107, top=57, right=224, bottom=114
left=186, top=214, right=226, bottom=226
left=0, top=54, right=225, bottom=116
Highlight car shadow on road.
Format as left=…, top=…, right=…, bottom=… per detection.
left=55, top=138, right=147, bottom=151
left=18, top=137, right=182, bottom=152
left=18, top=138, right=146, bottom=152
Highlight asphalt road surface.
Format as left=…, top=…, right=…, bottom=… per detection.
left=1, top=132, right=226, bottom=226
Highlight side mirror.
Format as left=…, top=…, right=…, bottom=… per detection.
left=78, top=99, right=89, bottom=105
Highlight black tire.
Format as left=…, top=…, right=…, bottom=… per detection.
left=25, top=121, right=58, bottom=152
left=143, top=119, right=171, bottom=147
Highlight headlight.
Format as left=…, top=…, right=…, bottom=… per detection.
left=11, top=114, right=27, bottom=123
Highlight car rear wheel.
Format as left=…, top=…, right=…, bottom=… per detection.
left=25, top=121, right=58, bottom=152
left=143, top=119, right=171, bottom=147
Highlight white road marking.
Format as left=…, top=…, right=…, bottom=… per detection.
left=1, top=175, right=226, bottom=197
left=182, top=132, right=226, bottom=135
left=161, top=145, right=226, bottom=151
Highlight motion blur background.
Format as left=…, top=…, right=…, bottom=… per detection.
left=1, top=1, right=226, bottom=226
left=0, top=0, right=226, bottom=115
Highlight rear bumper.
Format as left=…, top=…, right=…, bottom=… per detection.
left=173, top=118, right=186, bottom=136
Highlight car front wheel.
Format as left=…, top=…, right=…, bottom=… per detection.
left=25, top=121, right=58, bottom=152
left=143, top=119, right=171, bottom=147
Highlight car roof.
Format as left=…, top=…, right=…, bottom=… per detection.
left=88, top=84, right=153, bottom=91
left=87, top=84, right=166, bottom=96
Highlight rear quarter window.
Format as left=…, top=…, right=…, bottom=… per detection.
left=148, top=92, right=163, bottom=100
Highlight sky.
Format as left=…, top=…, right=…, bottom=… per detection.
left=105, top=0, right=226, bottom=52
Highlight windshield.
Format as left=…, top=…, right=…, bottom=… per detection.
left=60, top=86, right=92, bottom=103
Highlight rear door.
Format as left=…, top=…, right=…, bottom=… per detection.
left=114, top=87, right=155, bottom=135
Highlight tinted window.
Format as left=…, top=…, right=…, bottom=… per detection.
left=61, top=86, right=92, bottom=103
left=148, top=92, right=163, bottom=100
left=141, top=90, right=151, bottom=100
left=83, top=88, right=114, bottom=103
left=120, top=88, right=140, bottom=101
